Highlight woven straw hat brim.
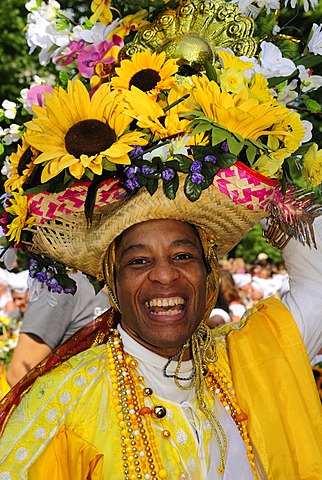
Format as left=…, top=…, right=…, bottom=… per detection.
left=27, top=169, right=269, bottom=279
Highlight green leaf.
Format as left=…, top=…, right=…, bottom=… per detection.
left=174, top=154, right=192, bottom=173
left=190, top=122, right=212, bottom=136
left=185, top=177, right=202, bottom=202
left=102, top=158, right=117, bottom=171
left=59, top=70, right=70, bottom=88
left=305, top=99, right=321, bottom=113
left=146, top=179, right=159, bottom=196
left=137, top=172, right=148, bottom=186
left=216, top=153, right=238, bottom=169
left=191, top=145, right=217, bottom=162
left=0, top=142, right=4, bottom=156
left=202, top=161, right=219, bottom=178
left=204, top=60, right=217, bottom=82
left=163, top=173, right=179, bottom=200
left=246, top=144, right=257, bottom=165
left=227, top=135, right=244, bottom=156
left=211, top=127, right=228, bottom=145
left=201, top=176, right=214, bottom=190
left=165, top=159, right=179, bottom=170
left=295, top=54, right=322, bottom=69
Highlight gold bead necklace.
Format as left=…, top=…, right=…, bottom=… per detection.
left=107, top=329, right=256, bottom=479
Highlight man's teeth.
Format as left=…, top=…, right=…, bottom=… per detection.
left=145, top=297, right=185, bottom=308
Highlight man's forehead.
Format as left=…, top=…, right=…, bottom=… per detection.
left=116, top=219, right=200, bottom=249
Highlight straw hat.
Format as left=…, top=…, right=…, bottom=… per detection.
left=25, top=160, right=320, bottom=280
left=25, top=162, right=274, bottom=279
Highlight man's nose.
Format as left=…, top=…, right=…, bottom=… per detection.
left=148, top=258, right=179, bottom=284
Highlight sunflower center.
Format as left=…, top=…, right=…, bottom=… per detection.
left=65, top=119, right=116, bottom=157
left=18, top=147, right=33, bottom=176
left=129, top=69, right=161, bottom=92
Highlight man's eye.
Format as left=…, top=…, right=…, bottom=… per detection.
left=175, top=253, right=192, bottom=260
left=129, top=258, right=147, bottom=265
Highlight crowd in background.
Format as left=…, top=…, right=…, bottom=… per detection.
left=0, top=253, right=321, bottom=401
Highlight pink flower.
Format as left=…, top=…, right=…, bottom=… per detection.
left=77, top=35, right=123, bottom=78
left=53, top=40, right=86, bottom=66
left=27, top=85, right=53, bottom=109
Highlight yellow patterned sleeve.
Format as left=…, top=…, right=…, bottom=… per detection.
left=0, top=345, right=107, bottom=479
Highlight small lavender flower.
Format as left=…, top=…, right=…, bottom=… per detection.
left=35, top=271, right=47, bottom=282
left=29, top=258, right=37, bottom=268
left=161, top=168, right=175, bottom=181
left=63, top=287, right=76, bottom=294
left=46, top=278, right=63, bottom=293
left=130, top=146, right=143, bottom=159
left=124, top=166, right=137, bottom=179
left=190, top=173, right=204, bottom=185
left=141, top=166, right=157, bottom=175
left=221, top=141, right=229, bottom=153
left=190, top=160, right=202, bottom=173
left=124, top=177, right=140, bottom=191
left=204, top=155, right=217, bottom=164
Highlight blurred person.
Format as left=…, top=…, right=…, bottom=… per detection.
left=4, top=271, right=29, bottom=321
left=0, top=270, right=12, bottom=317
left=208, top=289, right=231, bottom=327
left=6, top=272, right=110, bottom=388
left=220, top=270, right=246, bottom=321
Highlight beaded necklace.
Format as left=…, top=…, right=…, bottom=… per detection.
left=106, top=329, right=257, bottom=480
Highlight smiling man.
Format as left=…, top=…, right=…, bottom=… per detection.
left=115, top=220, right=207, bottom=359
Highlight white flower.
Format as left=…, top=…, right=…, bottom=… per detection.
left=1, top=156, right=13, bottom=178
left=298, top=64, right=322, bottom=92
left=308, top=23, right=322, bottom=55
left=255, top=41, right=297, bottom=78
left=256, top=0, right=280, bottom=14
left=2, top=100, right=17, bottom=120
left=301, top=120, right=313, bottom=144
left=230, top=0, right=261, bottom=18
left=276, top=79, right=298, bottom=103
left=272, top=25, right=281, bottom=35
left=285, top=0, right=318, bottom=11
left=71, top=18, right=121, bottom=44
left=143, top=136, right=191, bottom=162
left=0, top=124, right=21, bottom=146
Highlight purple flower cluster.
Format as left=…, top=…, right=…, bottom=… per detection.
left=221, top=141, right=229, bottom=153
left=29, top=258, right=76, bottom=294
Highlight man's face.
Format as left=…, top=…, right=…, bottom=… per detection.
left=115, top=219, right=207, bottom=358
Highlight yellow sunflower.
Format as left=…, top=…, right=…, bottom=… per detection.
left=111, top=50, right=178, bottom=99
left=5, top=189, right=35, bottom=243
left=190, top=75, right=294, bottom=142
left=123, top=86, right=189, bottom=139
left=4, top=137, right=38, bottom=193
left=24, top=80, right=147, bottom=183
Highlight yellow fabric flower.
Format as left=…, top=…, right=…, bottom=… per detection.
left=5, top=189, right=35, bottom=243
left=272, top=112, right=305, bottom=152
left=249, top=73, right=271, bottom=103
left=4, top=137, right=38, bottom=193
left=217, top=50, right=254, bottom=71
left=302, top=143, right=322, bottom=187
left=252, top=148, right=290, bottom=178
left=90, top=0, right=112, bottom=25
left=112, top=11, right=150, bottom=39
left=111, top=50, right=178, bottom=100
left=219, top=68, right=247, bottom=94
left=24, top=80, right=147, bottom=183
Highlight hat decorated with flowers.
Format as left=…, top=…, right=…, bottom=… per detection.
left=1, top=0, right=322, bottom=294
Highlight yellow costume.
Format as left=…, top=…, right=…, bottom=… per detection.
left=0, top=298, right=321, bottom=479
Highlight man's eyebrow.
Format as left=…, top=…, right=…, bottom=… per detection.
left=121, top=238, right=200, bottom=257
